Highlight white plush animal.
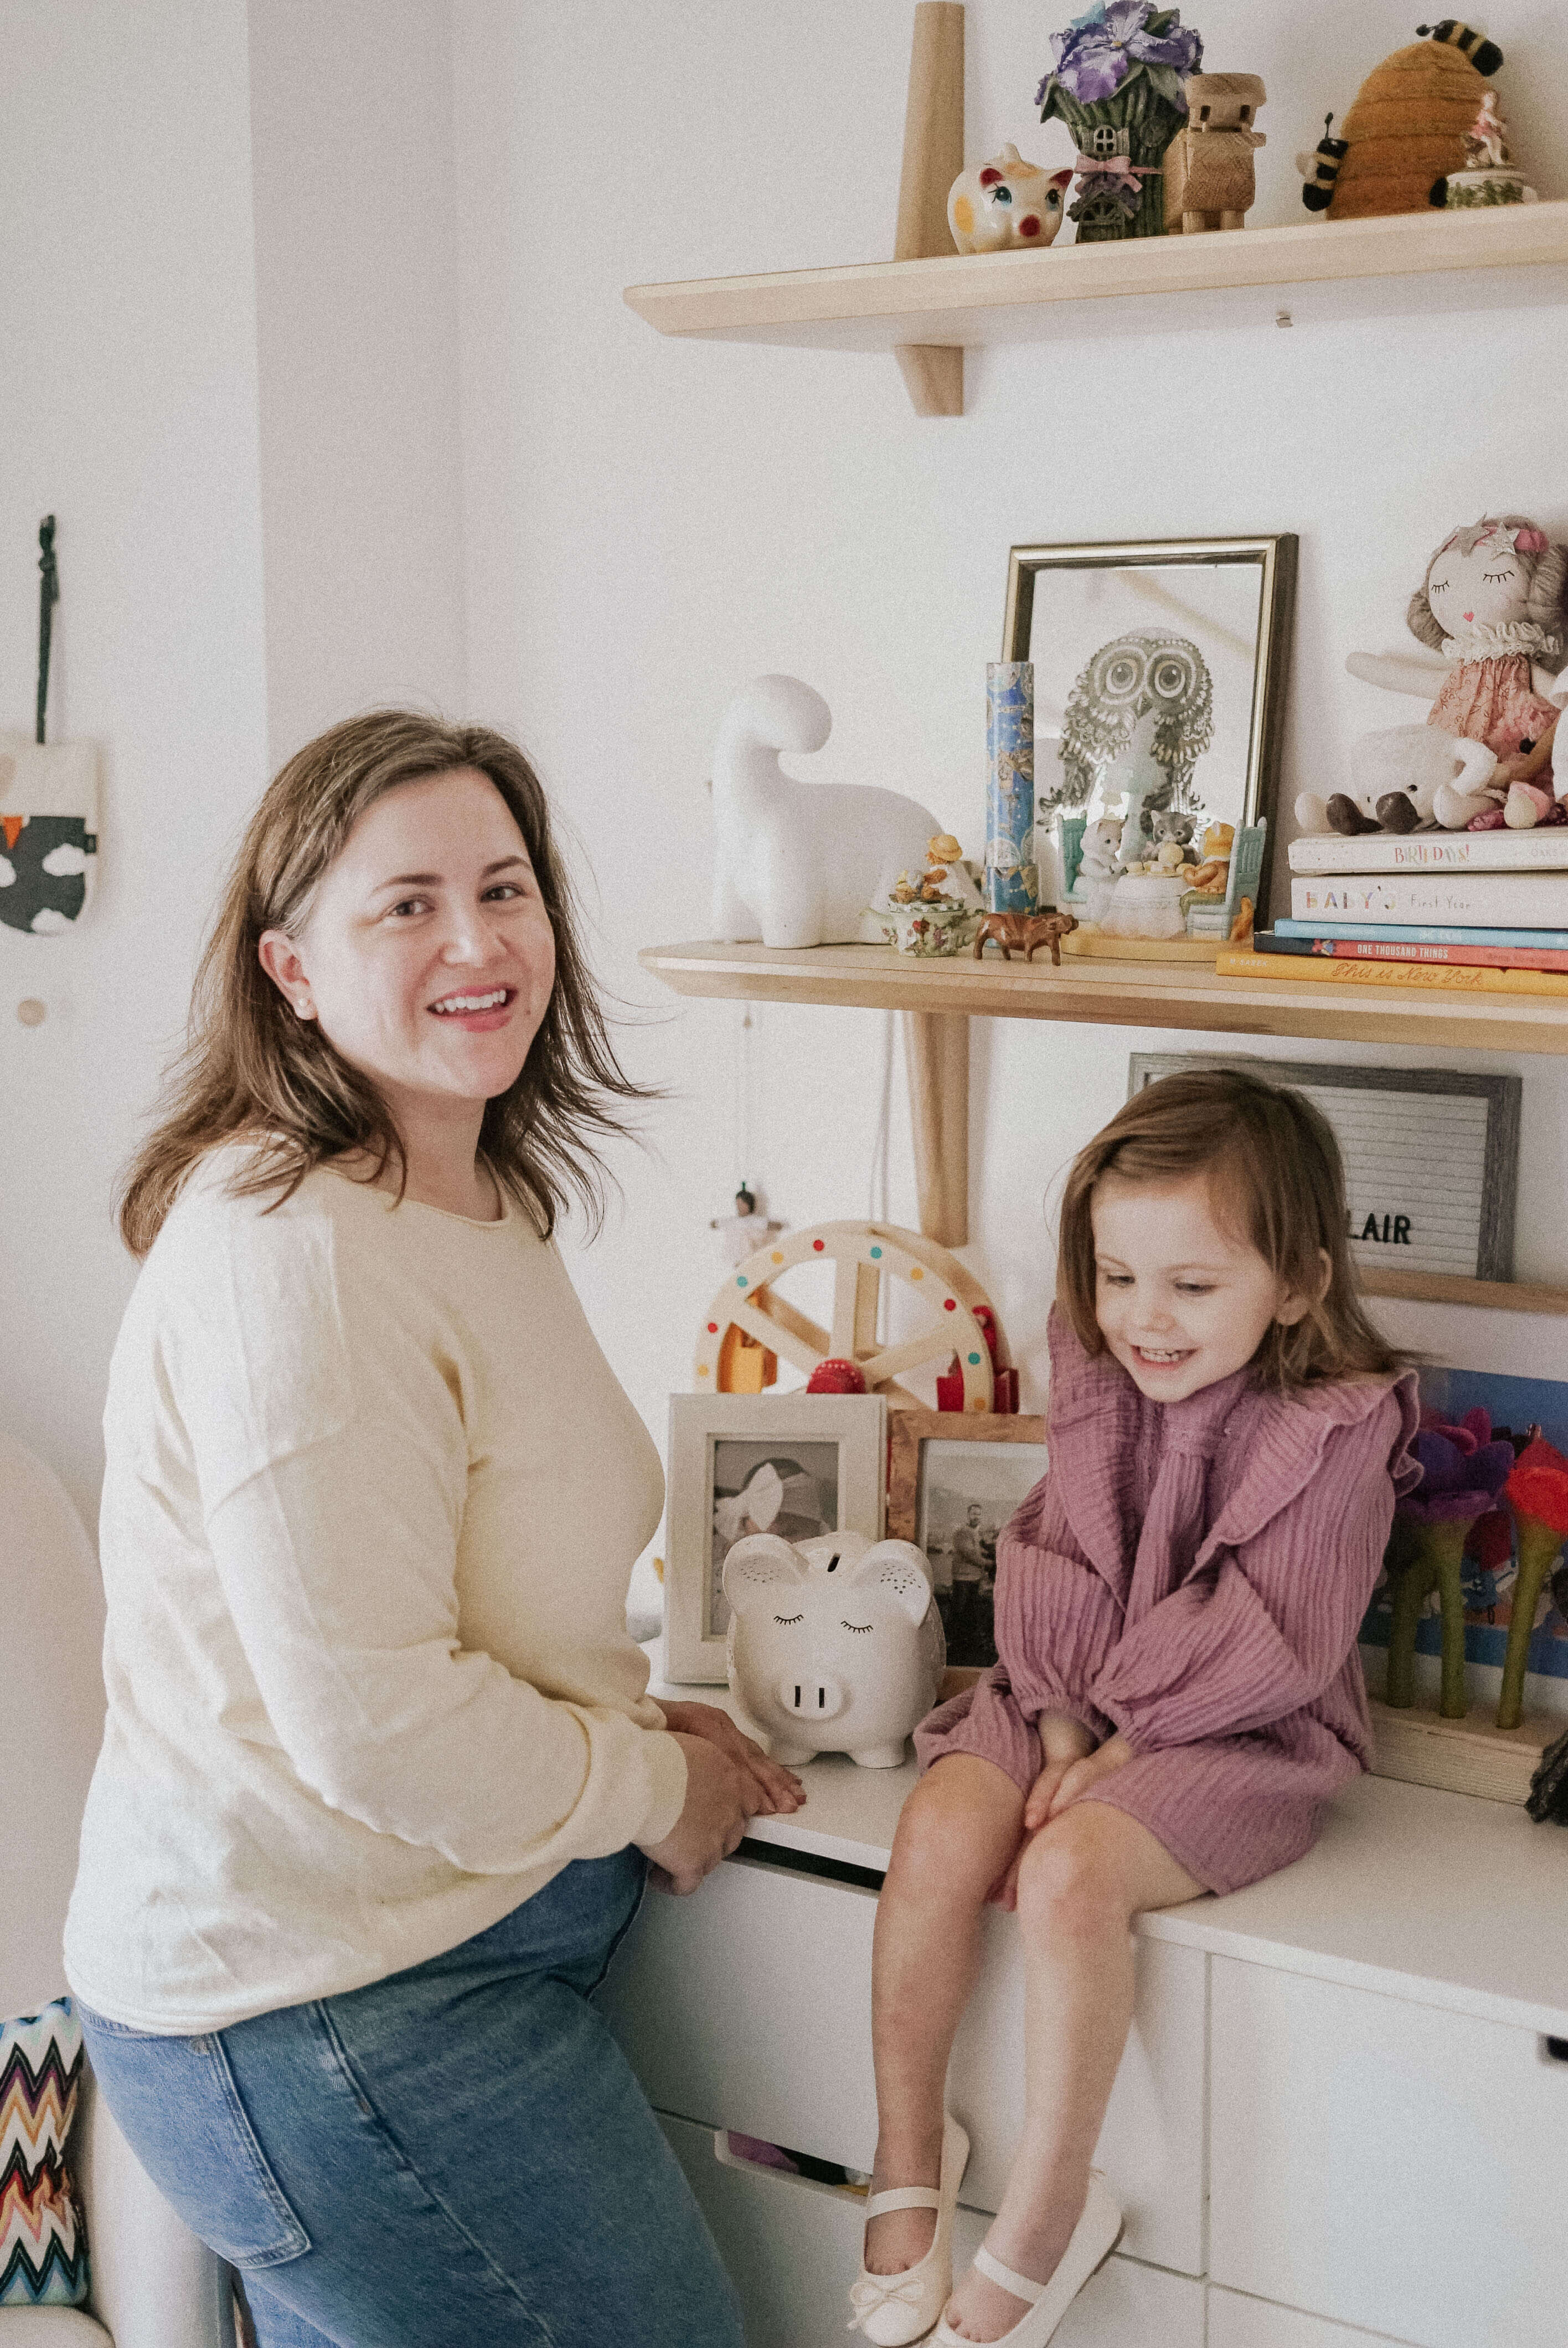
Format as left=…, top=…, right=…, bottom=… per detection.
left=723, top=1529, right=945, bottom=1769
left=711, top=676, right=972, bottom=949
left=1295, top=727, right=1498, bottom=836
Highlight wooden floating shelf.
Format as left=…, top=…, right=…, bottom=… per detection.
left=642, top=940, right=1568, bottom=1303
left=625, top=199, right=1568, bottom=358
left=640, top=939, right=1568, bottom=1054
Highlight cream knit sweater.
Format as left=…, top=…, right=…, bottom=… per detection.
left=65, top=1147, right=685, bottom=2033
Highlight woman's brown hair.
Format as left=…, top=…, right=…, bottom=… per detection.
left=1055, top=1068, right=1404, bottom=1389
left=119, top=709, right=654, bottom=1255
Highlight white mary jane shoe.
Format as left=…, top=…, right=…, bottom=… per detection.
left=847, top=2112, right=971, bottom=2345
left=930, top=2172, right=1123, bottom=2347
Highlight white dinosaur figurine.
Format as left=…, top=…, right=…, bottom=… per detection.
left=710, top=675, right=973, bottom=949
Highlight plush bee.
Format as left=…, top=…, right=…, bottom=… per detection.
left=1297, top=20, right=1505, bottom=220
left=1298, top=116, right=1349, bottom=213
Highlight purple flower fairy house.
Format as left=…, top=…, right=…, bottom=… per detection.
left=1038, top=1, right=1204, bottom=241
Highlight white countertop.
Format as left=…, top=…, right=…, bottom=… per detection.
left=649, top=1652, right=1568, bottom=2041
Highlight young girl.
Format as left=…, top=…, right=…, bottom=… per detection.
left=847, top=1069, right=1419, bottom=2348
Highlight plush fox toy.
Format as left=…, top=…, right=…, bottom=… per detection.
left=1298, top=20, right=1503, bottom=220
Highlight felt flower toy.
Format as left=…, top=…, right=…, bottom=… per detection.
left=1383, top=1413, right=1513, bottom=1718
left=1499, top=1437, right=1568, bottom=1732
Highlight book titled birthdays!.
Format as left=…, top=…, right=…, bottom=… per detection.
left=1291, top=873, right=1568, bottom=929
left=1256, top=932, right=1568, bottom=973
left=1289, top=828, right=1568, bottom=878
left=1219, top=948, right=1568, bottom=998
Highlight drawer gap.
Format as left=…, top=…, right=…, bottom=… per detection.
left=731, top=1836, right=886, bottom=1891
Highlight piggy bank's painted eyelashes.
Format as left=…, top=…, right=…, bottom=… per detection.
left=773, top=1613, right=805, bottom=1625
left=840, top=1620, right=875, bottom=1634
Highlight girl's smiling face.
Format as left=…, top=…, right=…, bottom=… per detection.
left=1091, top=1169, right=1320, bottom=1402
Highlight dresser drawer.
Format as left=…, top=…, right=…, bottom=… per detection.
left=602, top=1851, right=1207, bottom=2274
left=1208, top=2289, right=1420, bottom=2347
left=661, top=2115, right=1205, bottom=2348
left=1210, top=1957, right=1568, bottom=2348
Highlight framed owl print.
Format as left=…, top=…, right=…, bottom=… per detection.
left=1002, top=535, right=1296, bottom=939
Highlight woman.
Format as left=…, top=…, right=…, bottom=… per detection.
left=65, top=711, right=800, bottom=2347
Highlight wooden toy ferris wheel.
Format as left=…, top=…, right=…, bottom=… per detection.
left=695, top=1219, right=1006, bottom=1411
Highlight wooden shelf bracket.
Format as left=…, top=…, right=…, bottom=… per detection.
left=893, top=2, right=964, bottom=416
left=903, top=1008, right=969, bottom=1245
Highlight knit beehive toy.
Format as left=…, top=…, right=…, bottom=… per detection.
left=1316, top=19, right=1504, bottom=222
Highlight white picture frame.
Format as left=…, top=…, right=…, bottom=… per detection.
left=663, top=1392, right=888, bottom=1684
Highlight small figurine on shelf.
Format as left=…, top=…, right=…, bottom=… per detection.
left=875, top=834, right=983, bottom=956
left=1442, top=86, right=1538, bottom=208
left=1075, top=816, right=1125, bottom=923
left=1297, top=114, right=1349, bottom=212
left=947, top=144, right=1072, bottom=253
left=710, top=1181, right=786, bottom=1270
left=972, top=909, right=1078, bottom=966
left=1164, top=71, right=1266, bottom=232
left=1296, top=19, right=1504, bottom=222
left=1344, top=513, right=1568, bottom=828
left=1037, top=1, right=1206, bottom=243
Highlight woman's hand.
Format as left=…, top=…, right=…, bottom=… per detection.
left=638, top=1734, right=762, bottom=1897
left=657, top=1700, right=806, bottom=1816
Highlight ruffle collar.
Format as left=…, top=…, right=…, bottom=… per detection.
left=1440, top=619, right=1562, bottom=664
left=1043, top=1310, right=1419, bottom=1597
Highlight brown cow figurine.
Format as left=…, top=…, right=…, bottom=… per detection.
left=973, top=910, right=1077, bottom=967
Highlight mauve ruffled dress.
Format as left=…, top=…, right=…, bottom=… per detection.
left=914, top=1314, right=1421, bottom=1894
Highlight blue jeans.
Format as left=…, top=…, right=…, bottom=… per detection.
left=79, top=1850, right=744, bottom=2348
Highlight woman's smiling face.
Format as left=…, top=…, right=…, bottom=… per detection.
left=258, top=767, right=557, bottom=1119
left=1090, top=1169, right=1314, bottom=1402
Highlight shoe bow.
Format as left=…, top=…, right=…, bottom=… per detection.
left=848, top=2269, right=931, bottom=2331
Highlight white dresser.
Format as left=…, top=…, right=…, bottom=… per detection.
left=600, top=1675, right=1568, bottom=2348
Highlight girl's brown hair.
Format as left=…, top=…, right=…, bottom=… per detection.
left=120, top=709, right=654, bottom=1256
left=1056, top=1068, right=1404, bottom=1389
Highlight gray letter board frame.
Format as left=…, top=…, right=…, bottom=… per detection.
left=1126, top=1053, right=1521, bottom=1283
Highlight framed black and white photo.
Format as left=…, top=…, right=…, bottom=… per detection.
left=664, top=1393, right=888, bottom=1683
left=1127, top=1052, right=1521, bottom=1283
left=887, top=1411, right=1048, bottom=1670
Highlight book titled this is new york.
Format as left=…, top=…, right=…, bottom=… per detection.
left=1291, top=872, right=1568, bottom=928
left=1289, top=828, right=1568, bottom=878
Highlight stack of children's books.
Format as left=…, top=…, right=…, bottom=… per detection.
left=1218, top=826, right=1568, bottom=1000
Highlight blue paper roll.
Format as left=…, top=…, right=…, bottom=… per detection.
left=986, top=663, right=1038, bottom=914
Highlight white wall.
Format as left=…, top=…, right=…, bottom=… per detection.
left=450, top=0, right=1568, bottom=1654
left=249, top=0, right=468, bottom=764
left=0, top=1, right=270, bottom=1522
left=0, top=0, right=469, bottom=1528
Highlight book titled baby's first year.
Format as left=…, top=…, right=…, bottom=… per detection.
left=1290, top=828, right=1568, bottom=878
left=1291, top=872, right=1568, bottom=928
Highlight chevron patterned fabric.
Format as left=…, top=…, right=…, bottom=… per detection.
left=1, top=1999, right=89, bottom=2306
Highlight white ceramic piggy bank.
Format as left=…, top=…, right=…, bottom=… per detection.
left=948, top=145, right=1072, bottom=253
left=723, top=1530, right=945, bottom=1769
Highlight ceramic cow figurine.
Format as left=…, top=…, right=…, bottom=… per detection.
left=722, top=1530, right=945, bottom=1768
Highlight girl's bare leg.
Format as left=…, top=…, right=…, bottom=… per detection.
left=864, top=1757, right=1026, bottom=2278
left=943, top=1801, right=1203, bottom=2343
